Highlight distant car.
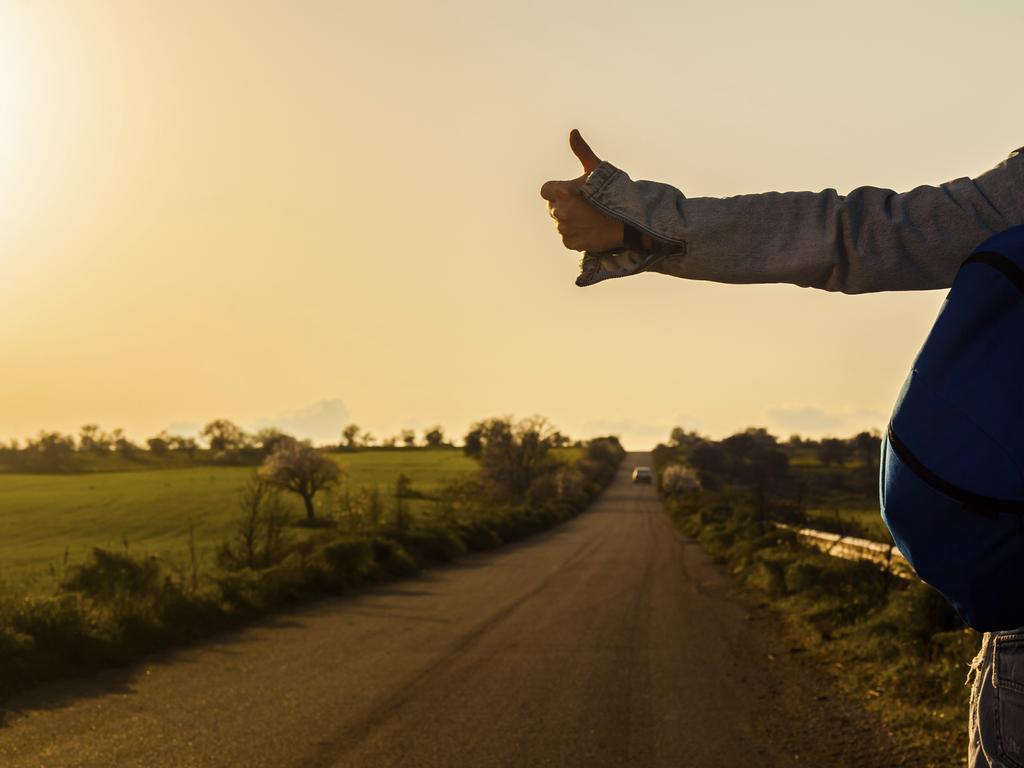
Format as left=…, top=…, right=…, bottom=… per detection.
left=631, top=467, right=653, bottom=484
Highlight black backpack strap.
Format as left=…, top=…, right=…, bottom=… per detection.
left=962, top=252, right=1024, bottom=294
left=887, top=423, right=1024, bottom=517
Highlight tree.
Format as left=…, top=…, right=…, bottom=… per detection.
left=462, top=426, right=483, bottom=457
left=423, top=426, right=445, bottom=448
left=254, top=428, right=294, bottom=457
left=400, top=429, right=416, bottom=448
left=361, top=431, right=376, bottom=448
left=26, top=431, right=75, bottom=472
left=465, top=416, right=557, bottom=501
left=341, top=424, right=361, bottom=449
left=237, top=477, right=266, bottom=569
left=692, top=429, right=788, bottom=528
left=169, top=435, right=198, bottom=459
left=817, top=438, right=851, bottom=467
left=225, top=475, right=290, bottom=570
left=748, top=447, right=789, bottom=533
left=78, top=424, right=109, bottom=454
left=108, top=428, right=135, bottom=458
left=258, top=440, right=342, bottom=522
left=550, top=431, right=571, bottom=448
left=722, top=427, right=779, bottom=461
left=201, top=419, right=247, bottom=452
left=147, top=432, right=170, bottom=456
left=689, top=442, right=727, bottom=485
left=853, top=431, right=882, bottom=473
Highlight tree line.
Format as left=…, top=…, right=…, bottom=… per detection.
left=655, top=425, right=884, bottom=534
left=231, top=415, right=588, bottom=527
left=667, top=426, right=882, bottom=473
left=0, top=418, right=579, bottom=474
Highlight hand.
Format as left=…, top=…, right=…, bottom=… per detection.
left=540, top=129, right=624, bottom=253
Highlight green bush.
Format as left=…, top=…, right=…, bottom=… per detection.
left=372, top=539, right=419, bottom=577
left=391, top=527, right=466, bottom=567
left=6, top=594, right=96, bottom=661
left=311, top=538, right=378, bottom=586
left=784, top=561, right=822, bottom=593
left=745, top=560, right=787, bottom=597
left=251, top=562, right=313, bottom=608
left=60, top=548, right=164, bottom=603
left=456, top=520, right=503, bottom=550
left=697, top=526, right=734, bottom=555
left=59, top=548, right=219, bottom=650
left=861, top=582, right=963, bottom=653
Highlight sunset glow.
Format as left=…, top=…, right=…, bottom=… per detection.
left=2, top=0, right=1023, bottom=448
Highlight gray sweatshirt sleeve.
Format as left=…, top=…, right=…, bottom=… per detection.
left=575, top=147, right=1024, bottom=293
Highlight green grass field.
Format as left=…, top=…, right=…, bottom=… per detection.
left=0, top=449, right=479, bottom=593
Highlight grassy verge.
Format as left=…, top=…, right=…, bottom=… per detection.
left=0, top=439, right=623, bottom=701
left=662, top=487, right=974, bottom=767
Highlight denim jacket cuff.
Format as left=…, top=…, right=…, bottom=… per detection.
left=575, top=161, right=686, bottom=287
left=574, top=250, right=673, bottom=287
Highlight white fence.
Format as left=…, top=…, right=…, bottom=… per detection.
left=774, top=523, right=915, bottom=580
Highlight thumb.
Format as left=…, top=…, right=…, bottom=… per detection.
left=539, top=180, right=571, bottom=202
left=569, top=128, right=600, bottom=174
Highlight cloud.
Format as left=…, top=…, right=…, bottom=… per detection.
left=765, top=405, right=885, bottom=437
left=251, top=399, right=352, bottom=445
left=165, top=421, right=203, bottom=437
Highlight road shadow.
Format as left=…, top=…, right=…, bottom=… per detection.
left=0, top=612, right=304, bottom=728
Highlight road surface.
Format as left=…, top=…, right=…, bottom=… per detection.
left=0, top=453, right=905, bottom=767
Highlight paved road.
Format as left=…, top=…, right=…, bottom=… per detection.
left=0, top=453, right=903, bottom=767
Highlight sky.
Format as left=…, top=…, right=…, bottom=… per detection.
left=2, top=0, right=1022, bottom=449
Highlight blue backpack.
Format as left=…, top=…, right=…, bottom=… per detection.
left=880, top=225, right=1024, bottom=631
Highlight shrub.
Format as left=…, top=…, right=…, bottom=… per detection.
left=456, top=520, right=503, bottom=550
left=436, top=478, right=485, bottom=521
left=862, top=582, right=963, bottom=653
left=661, top=464, right=700, bottom=495
left=218, top=476, right=292, bottom=571
left=311, top=538, right=378, bottom=587
left=61, top=548, right=164, bottom=603
left=372, top=539, right=419, bottom=577
left=784, top=561, right=822, bottom=593
left=59, top=548, right=213, bottom=649
left=391, top=528, right=466, bottom=567
left=745, top=559, right=787, bottom=598
left=6, top=594, right=95, bottom=661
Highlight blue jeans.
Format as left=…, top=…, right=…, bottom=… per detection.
left=970, top=630, right=1024, bottom=767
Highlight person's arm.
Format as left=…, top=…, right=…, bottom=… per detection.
left=574, top=147, right=1024, bottom=293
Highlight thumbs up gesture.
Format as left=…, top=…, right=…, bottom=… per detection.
left=540, top=130, right=625, bottom=253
